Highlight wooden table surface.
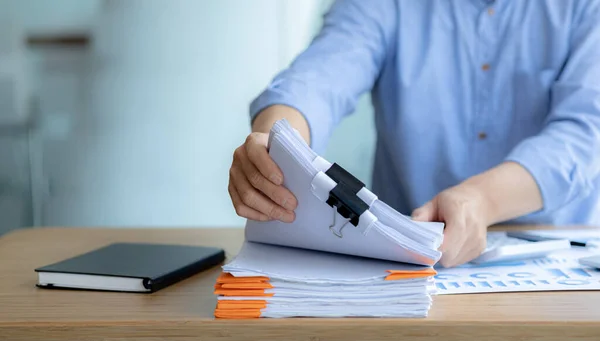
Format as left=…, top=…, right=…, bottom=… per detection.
left=1, top=226, right=600, bottom=341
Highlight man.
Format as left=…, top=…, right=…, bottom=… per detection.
left=228, top=0, right=600, bottom=267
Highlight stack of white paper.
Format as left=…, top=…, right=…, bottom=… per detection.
left=215, top=242, right=437, bottom=318
left=215, top=119, right=444, bottom=318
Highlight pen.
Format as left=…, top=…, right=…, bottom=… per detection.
left=585, top=240, right=600, bottom=249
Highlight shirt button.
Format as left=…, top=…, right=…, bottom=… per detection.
left=482, top=64, right=491, bottom=71
left=488, top=8, right=495, bottom=16
left=478, top=132, right=488, bottom=140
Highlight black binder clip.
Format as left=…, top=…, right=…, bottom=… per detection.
left=324, top=163, right=368, bottom=238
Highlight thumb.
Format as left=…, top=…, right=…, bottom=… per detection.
left=411, top=201, right=437, bottom=222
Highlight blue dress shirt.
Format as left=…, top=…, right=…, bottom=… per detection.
left=250, top=0, right=600, bottom=225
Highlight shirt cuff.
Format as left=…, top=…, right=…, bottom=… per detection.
left=504, top=137, right=589, bottom=214
left=249, top=83, right=333, bottom=154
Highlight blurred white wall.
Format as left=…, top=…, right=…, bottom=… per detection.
left=4, top=0, right=100, bottom=35
left=3, top=0, right=376, bottom=229
left=41, top=0, right=324, bottom=227
left=0, top=2, right=31, bottom=234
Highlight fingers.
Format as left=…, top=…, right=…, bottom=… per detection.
left=440, top=212, right=466, bottom=252
left=419, top=186, right=490, bottom=268
left=245, top=133, right=284, bottom=186
left=411, top=201, right=437, bottom=222
left=438, top=213, right=468, bottom=268
left=228, top=132, right=297, bottom=223
left=450, top=238, right=487, bottom=268
left=237, top=146, right=297, bottom=211
left=439, top=213, right=487, bottom=268
left=411, top=197, right=470, bottom=267
left=228, top=183, right=269, bottom=222
left=230, top=165, right=295, bottom=223
left=452, top=222, right=487, bottom=266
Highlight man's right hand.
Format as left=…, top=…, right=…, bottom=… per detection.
left=228, top=132, right=297, bottom=223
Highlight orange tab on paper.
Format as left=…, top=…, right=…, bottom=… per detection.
left=219, top=282, right=274, bottom=289
left=216, top=272, right=269, bottom=284
left=384, top=268, right=437, bottom=281
left=214, top=309, right=262, bottom=319
left=213, top=272, right=271, bottom=318
left=213, top=288, right=274, bottom=297
left=214, top=282, right=274, bottom=290
left=217, top=300, right=267, bottom=309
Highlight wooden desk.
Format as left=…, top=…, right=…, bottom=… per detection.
left=1, top=227, right=599, bottom=341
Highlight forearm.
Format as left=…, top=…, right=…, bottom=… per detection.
left=252, top=105, right=311, bottom=144
left=461, top=161, right=543, bottom=225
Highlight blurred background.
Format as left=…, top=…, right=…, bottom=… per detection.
left=0, top=0, right=376, bottom=235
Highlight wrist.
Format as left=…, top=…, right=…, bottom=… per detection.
left=457, top=178, right=498, bottom=226
left=458, top=161, right=543, bottom=226
left=252, top=105, right=310, bottom=143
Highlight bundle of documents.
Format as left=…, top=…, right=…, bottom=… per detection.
left=215, top=119, right=444, bottom=318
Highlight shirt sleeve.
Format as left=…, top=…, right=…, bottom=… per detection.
left=249, top=0, right=396, bottom=154
left=505, top=4, right=600, bottom=214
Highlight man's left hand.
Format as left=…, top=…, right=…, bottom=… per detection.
left=411, top=183, right=492, bottom=268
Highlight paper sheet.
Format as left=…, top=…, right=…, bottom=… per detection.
left=216, top=241, right=437, bottom=318
left=244, top=120, right=442, bottom=266
left=434, top=247, right=600, bottom=294
left=224, top=241, right=431, bottom=284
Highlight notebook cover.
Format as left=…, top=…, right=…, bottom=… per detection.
left=35, top=243, right=225, bottom=293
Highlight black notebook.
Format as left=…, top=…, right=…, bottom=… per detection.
left=35, top=243, right=225, bottom=293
